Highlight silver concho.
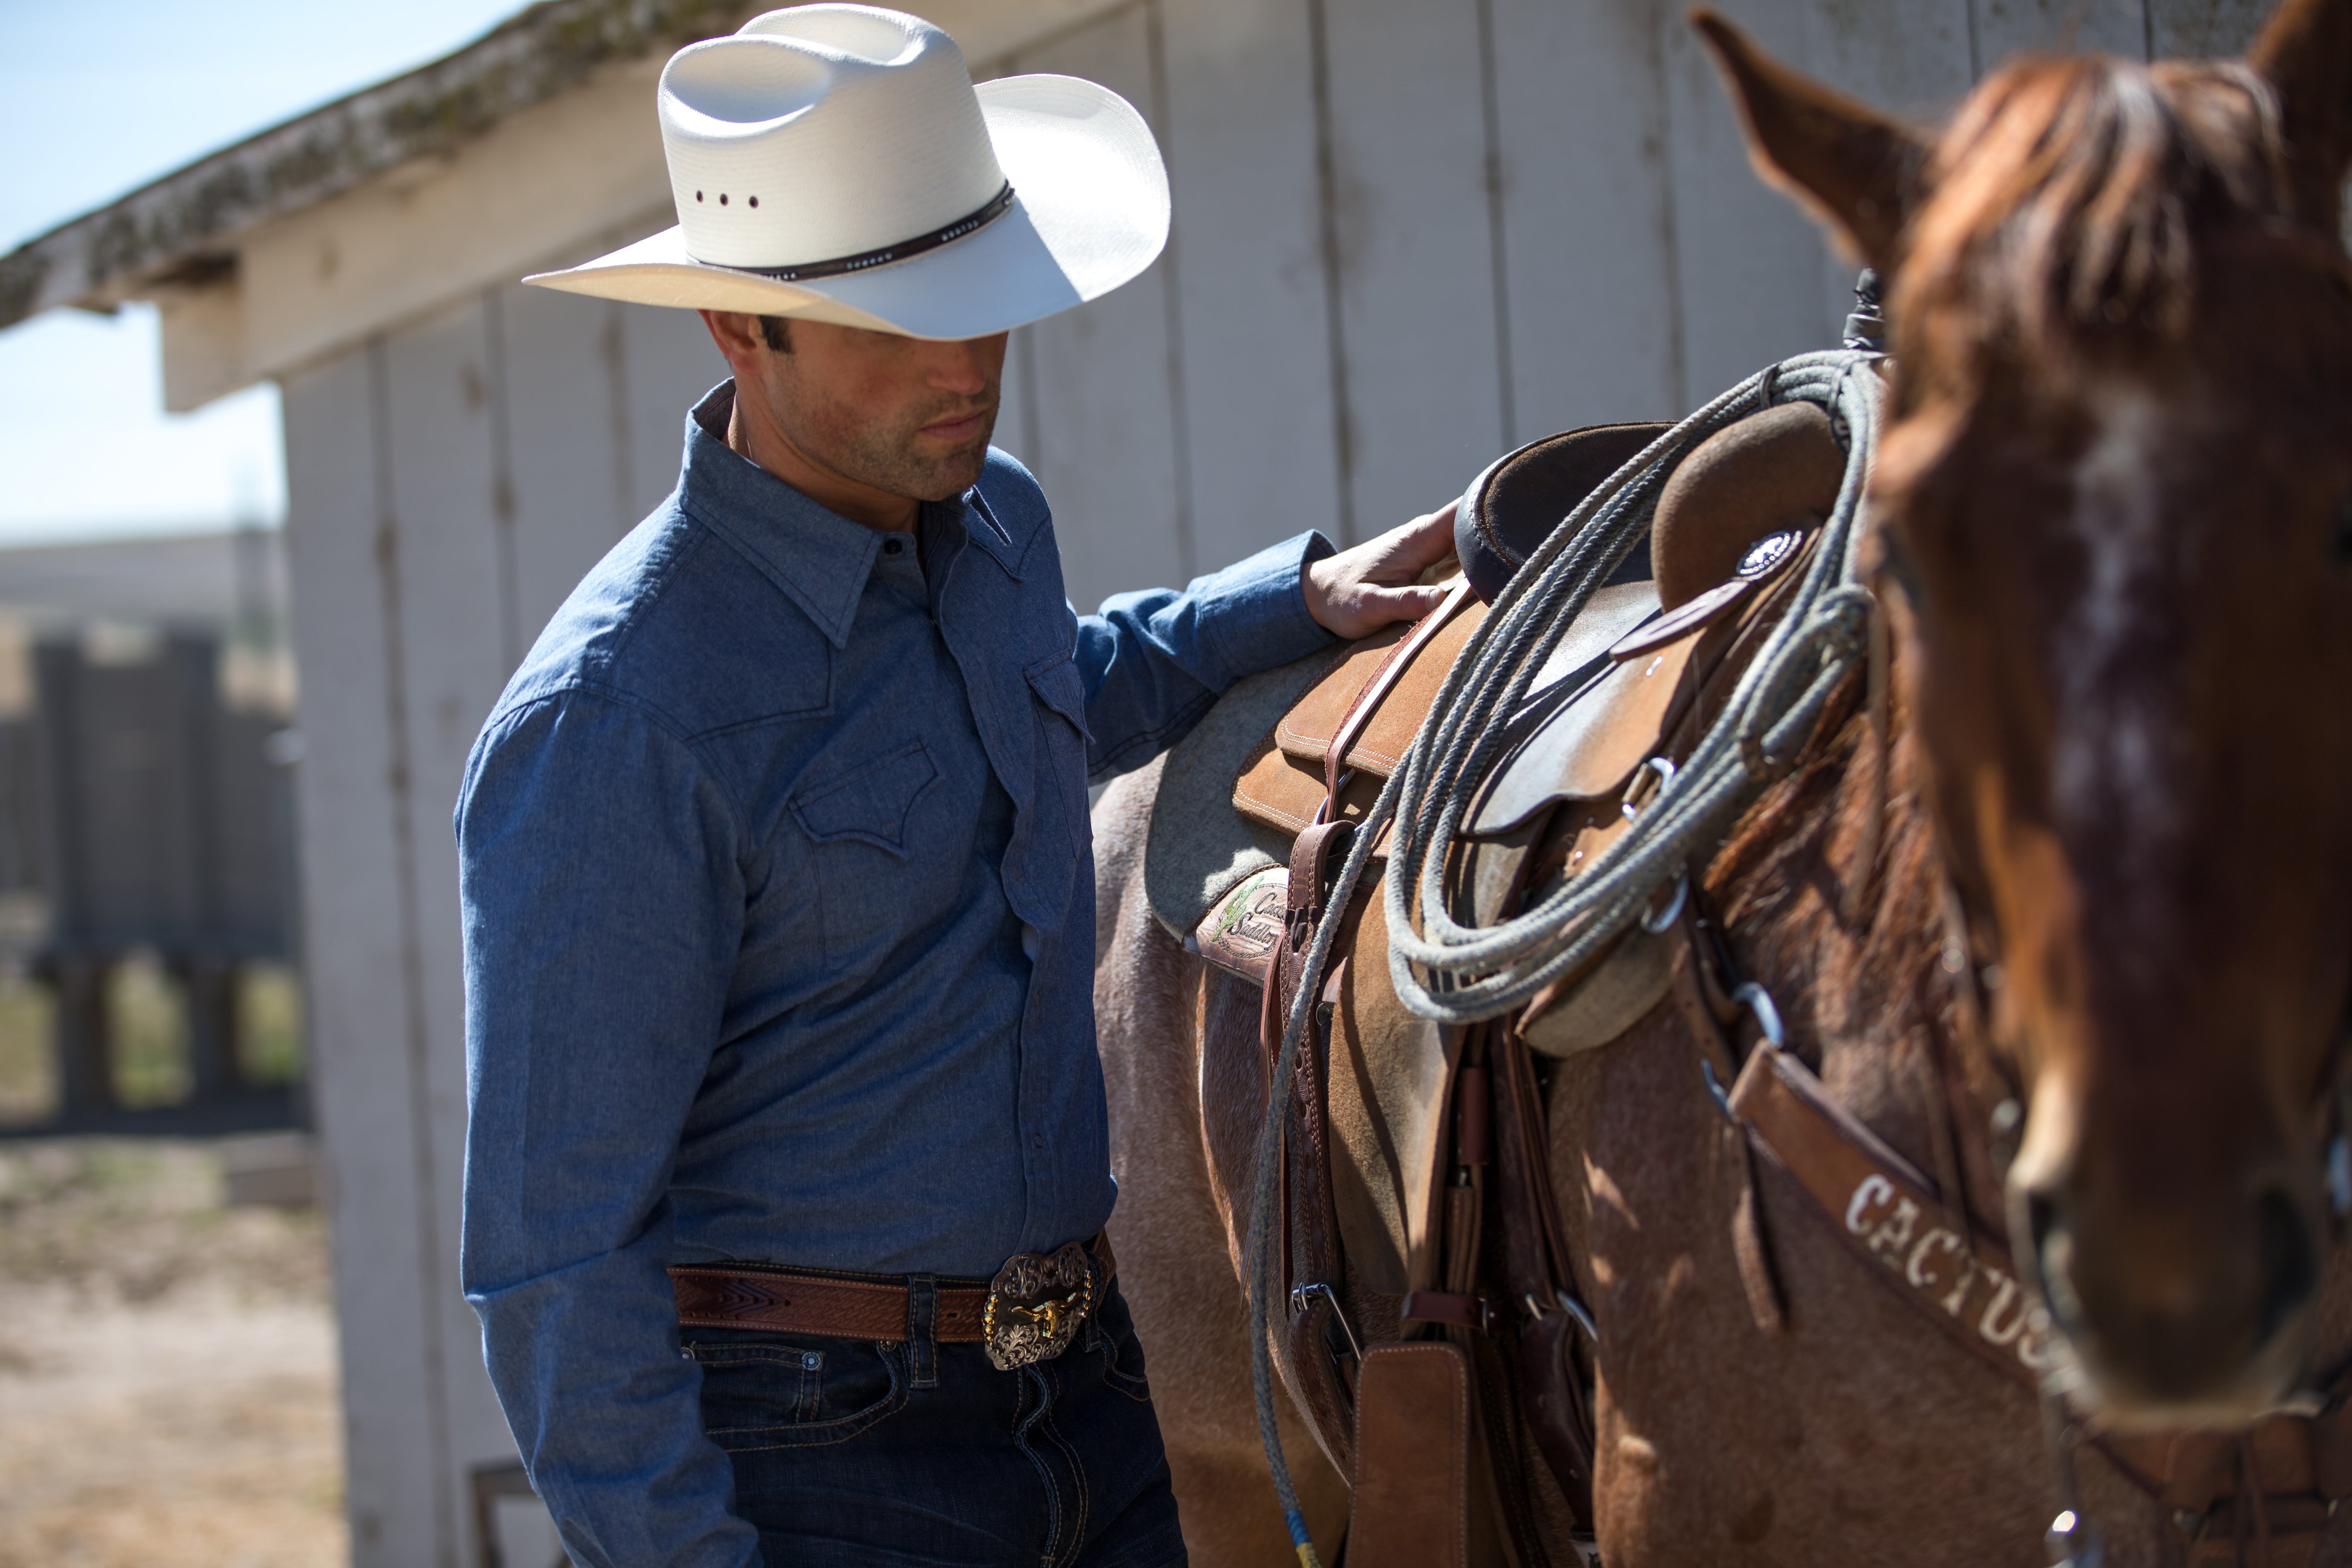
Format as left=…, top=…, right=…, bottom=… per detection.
left=1736, top=526, right=1804, bottom=580
left=983, top=1241, right=1097, bottom=1371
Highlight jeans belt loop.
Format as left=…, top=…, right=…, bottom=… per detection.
left=907, top=1274, right=939, bottom=1390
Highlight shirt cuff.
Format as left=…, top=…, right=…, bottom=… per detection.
left=1193, top=529, right=1339, bottom=687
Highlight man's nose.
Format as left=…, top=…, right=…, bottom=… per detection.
left=925, top=341, right=992, bottom=394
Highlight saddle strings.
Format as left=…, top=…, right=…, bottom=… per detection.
left=1243, top=351, right=1883, bottom=1560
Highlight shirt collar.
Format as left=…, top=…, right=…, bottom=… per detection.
left=677, top=381, right=930, bottom=651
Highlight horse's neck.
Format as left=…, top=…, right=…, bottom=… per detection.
left=1702, top=696, right=2014, bottom=1236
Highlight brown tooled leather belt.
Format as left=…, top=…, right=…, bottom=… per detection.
left=670, top=1234, right=1115, bottom=1351
left=672, top=1264, right=994, bottom=1340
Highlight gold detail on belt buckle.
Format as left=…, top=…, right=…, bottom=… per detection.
left=983, top=1241, right=1096, bottom=1371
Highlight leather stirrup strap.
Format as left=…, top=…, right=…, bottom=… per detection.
left=1490, top=1021, right=1599, bottom=1524
left=1260, top=815, right=1362, bottom=1471
left=1402, top=1024, right=1494, bottom=1335
left=1263, top=818, right=1357, bottom=1086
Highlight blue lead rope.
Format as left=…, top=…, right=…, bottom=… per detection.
left=1288, top=1508, right=1322, bottom=1568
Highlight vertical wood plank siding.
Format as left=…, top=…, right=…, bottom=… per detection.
left=283, top=346, right=449, bottom=1568
left=1152, top=0, right=1344, bottom=581
left=1009, top=8, right=1193, bottom=604
left=277, top=2, right=2287, bottom=1559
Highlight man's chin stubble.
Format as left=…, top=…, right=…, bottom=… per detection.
left=899, top=418, right=996, bottom=500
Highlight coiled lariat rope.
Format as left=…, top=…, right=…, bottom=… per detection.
left=1243, top=351, right=1882, bottom=1562
left=1388, top=349, right=1883, bottom=1023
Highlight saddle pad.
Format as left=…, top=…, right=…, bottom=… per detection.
left=1142, top=644, right=1344, bottom=941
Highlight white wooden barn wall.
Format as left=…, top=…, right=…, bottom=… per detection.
left=279, top=0, right=2274, bottom=1562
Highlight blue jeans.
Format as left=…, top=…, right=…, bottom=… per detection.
left=682, top=1278, right=1187, bottom=1567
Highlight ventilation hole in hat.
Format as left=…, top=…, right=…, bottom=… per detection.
left=695, top=191, right=703, bottom=202
left=719, top=194, right=728, bottom=206
left=748, top=196, right=759, bottom=208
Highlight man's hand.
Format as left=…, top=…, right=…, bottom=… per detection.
left=1303, top=503, right=1460, bottom=642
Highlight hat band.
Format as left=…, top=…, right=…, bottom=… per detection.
left=718, top=183, right=1017, bottom=283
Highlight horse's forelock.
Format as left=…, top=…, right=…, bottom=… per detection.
left=1894, top=54, right=2286, bottom=388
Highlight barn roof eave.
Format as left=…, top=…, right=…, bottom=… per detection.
left=0, top=0, right=759, bottom=332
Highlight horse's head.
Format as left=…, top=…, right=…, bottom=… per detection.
left=1698, top=0, right=2352, bottom=1424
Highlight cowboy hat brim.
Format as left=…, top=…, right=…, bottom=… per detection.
left=523, top=74, right=1168, bottom=339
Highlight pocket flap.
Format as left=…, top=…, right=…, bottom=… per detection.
left=1024, top=652, right=1093, bottom=740
left=789, top=741, right=941, bottom=856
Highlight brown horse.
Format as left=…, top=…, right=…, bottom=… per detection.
left=1096, top=1, right=2352, bottom=1562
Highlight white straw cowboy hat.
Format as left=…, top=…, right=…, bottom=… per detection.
left=524, top=4, right=1170, bottom=339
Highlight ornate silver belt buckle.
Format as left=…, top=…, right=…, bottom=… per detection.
left=983, top=1240, right=1097, bottom=1371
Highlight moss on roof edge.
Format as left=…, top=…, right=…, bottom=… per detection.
left=0, top=0, right=754, bottom=330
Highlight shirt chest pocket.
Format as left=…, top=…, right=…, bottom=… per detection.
left=788, top=740, right=944, bottom=965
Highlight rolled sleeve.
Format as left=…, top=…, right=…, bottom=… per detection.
left=456, top=688, right=756, bottom=1568
left=1074, top=529, right=1336, bottom=779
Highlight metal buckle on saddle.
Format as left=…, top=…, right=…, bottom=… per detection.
left=982, top=1240, right=1098, bottom=1371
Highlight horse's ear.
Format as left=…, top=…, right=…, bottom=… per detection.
left=2248, top=0, right=2352, bottom=232
left=1690, top=9, right=1926, bottom=272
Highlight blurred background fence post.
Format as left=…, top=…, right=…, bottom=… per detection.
left=0, top=612, right=300, bottom=1136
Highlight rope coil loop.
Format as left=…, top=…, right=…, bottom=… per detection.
left=1384, top=350, right=1883, bottom=1026
left=1241, top=351, right=1883, bottom=1549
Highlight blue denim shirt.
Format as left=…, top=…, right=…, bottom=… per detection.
left=456, top=382, right=1334, bottom=1566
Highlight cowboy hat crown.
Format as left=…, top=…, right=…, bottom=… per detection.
left=525, top=4, right=1170, bottom=341
left=662, top=8, right=1005, bottom=271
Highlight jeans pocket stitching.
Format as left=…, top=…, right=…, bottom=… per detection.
left=706, top=1346, right=908, bottom=1451
left=1099, top=1325, right=1153, bottom=1404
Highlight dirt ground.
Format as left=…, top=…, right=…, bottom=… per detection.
left=0, top=1139, right=347, bottom=1568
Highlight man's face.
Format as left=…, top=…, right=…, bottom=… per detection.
left=747, top=320, right=1009, bottom=502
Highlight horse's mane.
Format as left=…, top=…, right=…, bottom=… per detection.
left=1700, top=685, right=1945, bottom=1054
left=1895, top=50, right=2288, bottom=384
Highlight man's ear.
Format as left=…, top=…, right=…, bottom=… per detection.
left=2248, top=0, right=2352, bottom=233
left=1690, top=8, right=1930, bottom=273
left=699, top=309, right=766, bottom=374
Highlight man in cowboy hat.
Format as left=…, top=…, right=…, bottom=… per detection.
left=456, top=6, right=1450, bottom=1565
